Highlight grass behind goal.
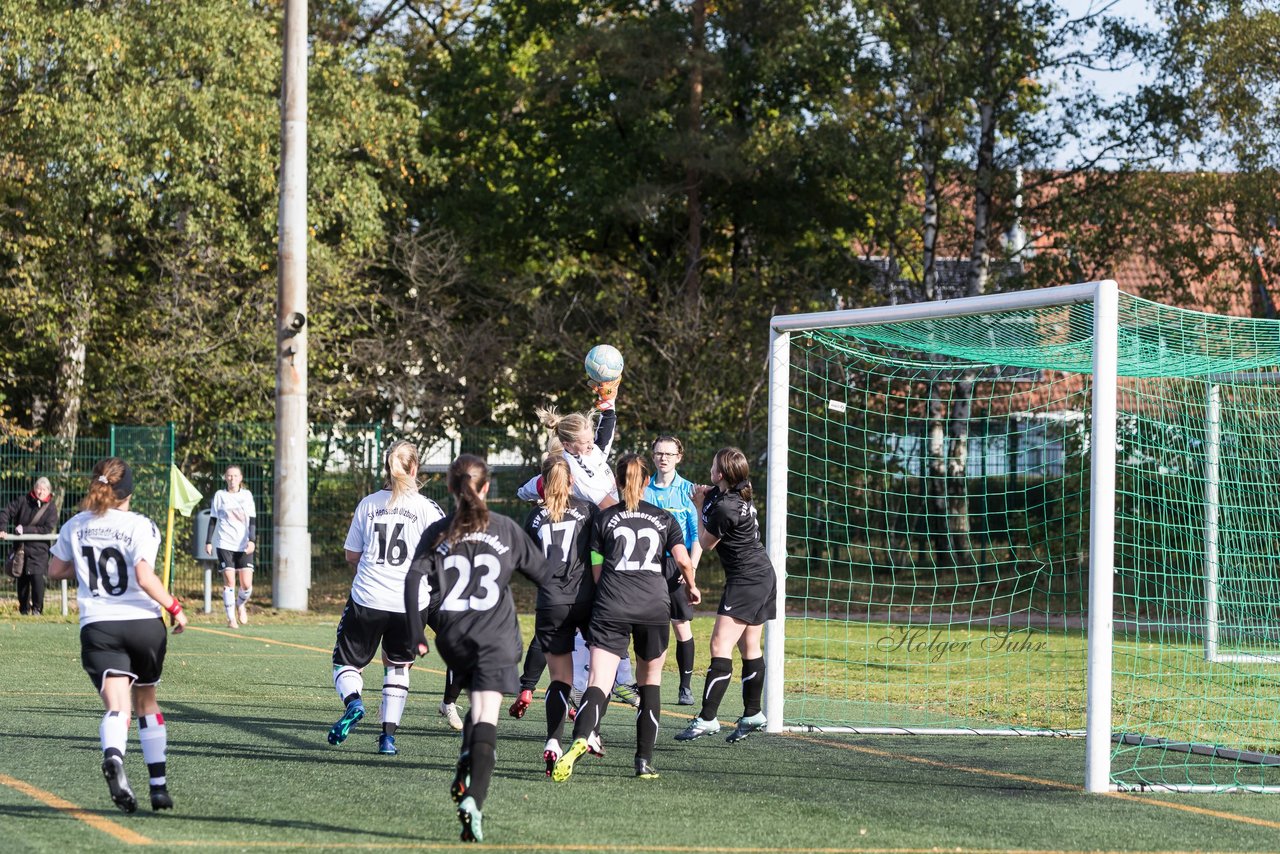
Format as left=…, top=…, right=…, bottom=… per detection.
left=6, top=613, right=1280, bottom=852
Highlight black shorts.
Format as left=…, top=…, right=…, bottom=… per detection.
left=437, top=639, right=520, bottom=695
left=332, top=598, right=418, bottom=668
left=668, top=580, right=694, bottom=622
left=718, top=574, right=778, bottom=626
left=588, top=618, right=669, bottom=661
left=535, top=601, right=593, bottom=656
left=216, top=549, right=254, bottom=572
left=81, top=618, right=168, bottom=691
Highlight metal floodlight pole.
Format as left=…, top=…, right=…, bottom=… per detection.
left=275, top=0, right=310, bottom=610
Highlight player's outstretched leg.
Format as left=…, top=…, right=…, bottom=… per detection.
left=727, top=657, right=766, bottom=743
left=138, top=712, right=173, bottom=810
left=543, top=737, right=561, bottom=777
left=509, top=688, right=533, bottom=719
left=457, top=795, right=483, bottom=842
left=101, top=754, right=137, bottom=814
left=550, top=736, right=590, bottom=783
left=236, top=581, right=252, bottom=625
left=328, top=698, right=365, bottom=745
left=726, top=711, right=767, bottom=743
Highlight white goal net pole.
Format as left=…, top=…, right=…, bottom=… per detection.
left=1204, top=382, right=1223, bottom=663
left=1085, top=280, right=1119, bottom=794
left=764, top=326, right=790, bottom=733
left=1202, top=373, right=1280, bottom=666
left=766, top=282, right=1119, bottom=794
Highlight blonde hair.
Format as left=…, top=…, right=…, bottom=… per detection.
left=615, top=453, right=649, bottom=511
left=383, top=440, right=421, bottom=507
left=541, top=456, right=572, bottom=523
left=447, top=454, right=490, bottom=543
left=82, top=458, right=130, bottom=515
left=535, top=405, right=595, bottom=448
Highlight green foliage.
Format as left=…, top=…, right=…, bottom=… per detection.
left=0, top=0, right=1272, bottom=444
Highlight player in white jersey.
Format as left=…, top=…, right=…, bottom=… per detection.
left=204, top=465, right=257, bottom=628
left=48, top=458, right=188, bottom=814
left=517, top=392, right=621, bottom=509
left=327, top=441, right=444, bottom=756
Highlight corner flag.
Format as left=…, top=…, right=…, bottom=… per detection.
left=163, top=465, right=204, bottom=588
left=169, top=465, right=203, bottom=516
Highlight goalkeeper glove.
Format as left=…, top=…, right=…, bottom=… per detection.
left=590, top=377, right=621, bottom=411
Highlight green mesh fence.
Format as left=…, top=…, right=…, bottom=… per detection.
left=0, top=433, right=114, bottom=560
left=782, top=289, right=1280, bottom=792
left=2, top=423, right=758, bottom=610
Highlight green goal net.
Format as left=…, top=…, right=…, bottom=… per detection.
left=766, top=282, right=1280, bottom=792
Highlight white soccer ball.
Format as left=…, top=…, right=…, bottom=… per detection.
left=584, top=344, right=624, bottom=383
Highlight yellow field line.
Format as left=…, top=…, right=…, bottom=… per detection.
left=0, top=772, right=152, bottom=845
left=185, top=625, right=334, bottom=653
left=791, top=735, right=1280, bottom=831
left=160, top=843, right=1280, bottom=854
left=185, top=625, right=446, bottom=676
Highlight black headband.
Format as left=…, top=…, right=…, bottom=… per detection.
left=98, top=464, right=134, bottom=500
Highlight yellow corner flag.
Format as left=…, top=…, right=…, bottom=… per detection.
left=169, top=465, right=203, bottom=516
left=163, top=465, right=204, bottom=588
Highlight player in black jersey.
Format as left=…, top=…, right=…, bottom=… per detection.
left=551, top=454, right=697, bottom=782
left=403, top=455, right=558, bottom=844
left=675, top=447, right=779, bottom=744
left=522, top=456, right=598, bottom=774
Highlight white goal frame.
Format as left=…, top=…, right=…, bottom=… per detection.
left=1202, top=372, right=1280, bottom=666
left=762, top=280, right=1120, bottom=793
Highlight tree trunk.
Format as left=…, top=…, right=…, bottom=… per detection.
left=966, top=99, right=996, bottom=298
left=49, top=276, right=91, bottom=509
left=921, top=143, right=941, bottom=301
left=683, top=0, right=705, bottom=313
left=947, top=369, right=977, bottom=574
left=925, top=382, right=952, bottom=568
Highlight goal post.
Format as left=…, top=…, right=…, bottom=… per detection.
left=763, top=281, right=1280, bottom=793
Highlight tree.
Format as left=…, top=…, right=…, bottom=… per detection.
left=0, top=0, right=427, bottom=450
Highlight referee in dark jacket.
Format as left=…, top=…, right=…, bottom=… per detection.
left=0, top=477, right=57, bottom=615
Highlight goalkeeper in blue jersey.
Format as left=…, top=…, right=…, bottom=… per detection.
left=643, top=435, right=703, bottom=705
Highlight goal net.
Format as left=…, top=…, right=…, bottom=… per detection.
left=763, top=281, right=1280, bottom=792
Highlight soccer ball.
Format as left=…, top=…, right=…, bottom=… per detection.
left=584, top=344, right=624, bottom=383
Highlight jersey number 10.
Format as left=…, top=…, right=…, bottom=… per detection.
left=81, top=546, right=129, bottom=596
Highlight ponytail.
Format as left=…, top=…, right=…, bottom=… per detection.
left=383, top=439, right=421, bottom=508
left=535, top=405, right=595, bottom=448
left=82, top=457, right=133, bottom=515
left=714, top=447, right=753, bottom=502
left=447, top=454, right=490, bottom=543
left=541, top=456, right=572, bottom=523
left=615, top=453, right=649, bottom=511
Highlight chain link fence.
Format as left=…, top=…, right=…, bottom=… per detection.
left=1, top=424, right=764, bottom=612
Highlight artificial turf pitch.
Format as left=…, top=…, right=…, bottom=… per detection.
left=4, top=613, right=1280, bottom=853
